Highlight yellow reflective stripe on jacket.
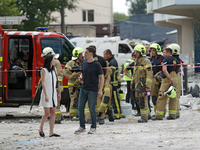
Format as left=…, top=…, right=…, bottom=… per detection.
left=103, top=88, right=110, bottom=92
left=146, top=78, right=152, bottom=83
left=68, top=82, right=73, bottom=86
left=0, top=57, right=3, bottom=61
left=58, top=76, right=63, bottom=82
left=135, top=64, right=151, bottom=70
left=156, top=111, right=164, bottom=115
left=65, top=65, right=71, bottom=68
left=169, top=110, right=177, bottom=114
left=58, top=78, right=62, bottom=82
left=140, top=110, right=148, bottom=114
left=143, top=64, right=152, bottom=70
left=100, top=103, right=107, bottom=107
left=68, top=80, right=74, bottom=85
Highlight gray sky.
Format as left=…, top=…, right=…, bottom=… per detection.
left=113, top=0, right=129, bottom=15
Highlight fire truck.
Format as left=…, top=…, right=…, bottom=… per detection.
left=0, top=24, right=75, bottom=107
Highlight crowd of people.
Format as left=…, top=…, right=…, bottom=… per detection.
left=38, top=42, right=183, bottom=137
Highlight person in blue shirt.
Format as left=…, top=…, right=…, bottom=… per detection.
left=74, top=47, right=104, bottom=134
left=152, top=48, right=179, bottom=121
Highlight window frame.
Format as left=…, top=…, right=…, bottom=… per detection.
left=82, top=10, right=94, bottom=22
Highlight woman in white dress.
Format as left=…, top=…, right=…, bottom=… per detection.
left=39, top=54, right=60, bottom=137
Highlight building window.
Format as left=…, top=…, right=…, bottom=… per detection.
left=82, top=10, right=94, bottom=22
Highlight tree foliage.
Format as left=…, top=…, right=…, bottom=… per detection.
left=126, top=0, right=152, bottom=15
left=0, top=0, right=20, bottom=16
left=114, top=12, right=129, bottom=23
left=15, top=0, right=78, bottom=31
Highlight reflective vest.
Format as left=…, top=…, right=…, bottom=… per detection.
left=123, top=59, right=134, bottom=81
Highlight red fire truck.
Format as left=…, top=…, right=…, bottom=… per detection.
left=0, top=25, right=75, bottom=107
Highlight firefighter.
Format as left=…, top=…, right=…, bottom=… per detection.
left=150, top=43, right=164, bottom=114
left=98, top=61, right=114, bottom=124
left=41, top=47, right=63, bottom=124
left=103, top=49, right=122, bottom=119
left=64, top=47, right=83, bottom=120
left=130, top=44, right=152, bottom=123
left=123, top=52, right=141, bottom=116
left=167, top=43, right=183, bottom=119
left=152, top=47, right=179, bottom=120
left=84, top=45, right=107, bottom=123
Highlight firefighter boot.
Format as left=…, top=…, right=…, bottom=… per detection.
left=55, top=120, right=61, bottom=124
left=138, top=118, right=148, bottom=123
left=167, top=116, right=176, bottom=120
left=98, top=112, right=105, bottom=125
left=107, top=110, right=114, bottom=122
left=151, top=116, right=163, bottom=121
left=99, top=119, right=105, bottom=125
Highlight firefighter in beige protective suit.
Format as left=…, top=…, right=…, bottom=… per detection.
left=64, top=47, right=83, bottom=120
left=167, top=43, right=183, bottom=119
left=98, top=61, right=114, bottom=124
left=150, top=43, right=164, bottom=114
left=131, top=44, right=153, bottom=123
left=152, top=47, right=179, bottom=121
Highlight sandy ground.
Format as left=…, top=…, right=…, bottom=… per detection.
left=0, top=95, right=200, bottom=150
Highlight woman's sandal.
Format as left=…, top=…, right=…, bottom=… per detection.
left=39, top=130, right=45, bottom=137
left=49, top=133, right=60, bottom=137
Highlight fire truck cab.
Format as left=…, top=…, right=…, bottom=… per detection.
left=0, top=25, right=75, bottom=107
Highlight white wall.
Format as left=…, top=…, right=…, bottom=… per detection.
left=50, top=0, right=113, bottom=25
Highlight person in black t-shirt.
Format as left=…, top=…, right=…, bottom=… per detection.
left=84, top=45, right=107, bottom=123
left=74, top=47, right=104, bottom=134
left=152, top=48, right=178, bottom=121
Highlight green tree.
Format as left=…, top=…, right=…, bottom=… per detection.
left=0, top=0, right=20, bottom=16
left=114, top=12, right=130, bottom=23
left=15, top=0, right=78, bottom=31
left=126, top=0, right=152, bottom=15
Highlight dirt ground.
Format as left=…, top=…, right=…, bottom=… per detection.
left=0, top=95, right=200, bottom=150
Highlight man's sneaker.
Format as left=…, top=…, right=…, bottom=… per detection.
left=166, top=116, right=176, bottom=120
left=138, top=118, right=148, bottom=123
left=176, top=115, right=180, bottom=119
left=88, top=128, right=96, bottom=134
left=74, top=127, right=86, bottom=134
left=148, top=115, right=151, bottom=120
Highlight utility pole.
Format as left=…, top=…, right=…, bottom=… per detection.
left=60, top=0, right=65, bottom=34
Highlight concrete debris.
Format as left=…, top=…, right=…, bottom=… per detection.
left=19, top=120, right=26, bottom=123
